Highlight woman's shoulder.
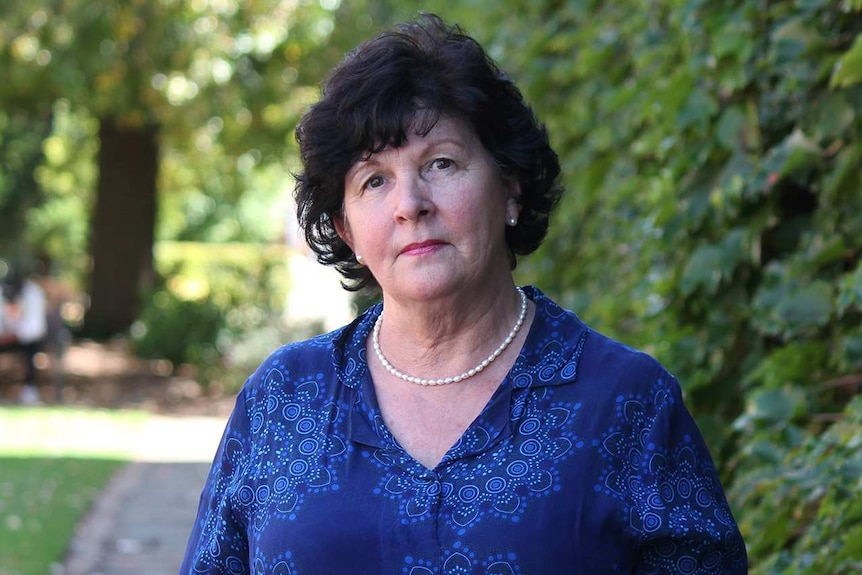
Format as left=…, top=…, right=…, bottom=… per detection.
left=240, top=325, right=349, bottom=395
left=239, top=304, right=377, bottom=397
left=529, top=286, right=670, bottom=380
left=575, top=326, right=684, bottom=410
left=582, top=327, right=668, bottom=376
left=530, top=288, right=676, bottom=397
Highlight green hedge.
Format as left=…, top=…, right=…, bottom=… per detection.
left=440, top=0, right=862, bottom=570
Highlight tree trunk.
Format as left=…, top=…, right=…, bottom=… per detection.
left=84, top=118, right=158, bottom=337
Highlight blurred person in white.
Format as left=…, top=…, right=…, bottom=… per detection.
left=0, top=267, right=48, bottom=405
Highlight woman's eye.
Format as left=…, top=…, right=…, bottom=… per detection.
left=431, top=158, right=452, bottom=170
left=364, top=175, right=384, bottom=189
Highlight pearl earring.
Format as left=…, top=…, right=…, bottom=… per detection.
left=356, top=254, right=364, bottom=264
left=507, top=216, right=518, bottom=227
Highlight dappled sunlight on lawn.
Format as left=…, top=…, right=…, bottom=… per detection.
left=0, top=407, right=227, bottom=463
left=0, top=407, right=147, bottom=460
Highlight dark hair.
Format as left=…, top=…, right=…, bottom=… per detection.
left=294, top=13, right=562, bottom=291
left=1, top=272, right=24, bottom=301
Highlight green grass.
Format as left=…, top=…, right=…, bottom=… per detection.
left=0, top=457, right=123, bottom=575
left=0, top=407, right=148, bottom=575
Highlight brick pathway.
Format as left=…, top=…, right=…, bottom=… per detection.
left=62, top=415, right=228, bottom=575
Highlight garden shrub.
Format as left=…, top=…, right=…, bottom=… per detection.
left=131, top=241, right=321, bottom=392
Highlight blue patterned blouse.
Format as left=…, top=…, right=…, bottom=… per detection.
left=180, top=286, right=747, bottom=574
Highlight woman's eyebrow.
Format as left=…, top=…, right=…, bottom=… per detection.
left=423, top=137, right=467, bottom=152
left=345, top=156, right=382, bottom=183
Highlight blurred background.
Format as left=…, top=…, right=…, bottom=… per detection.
left=1, top=0, right=861, bottom=573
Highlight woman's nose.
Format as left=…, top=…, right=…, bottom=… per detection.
left=392, top=175, right=432, bottom=221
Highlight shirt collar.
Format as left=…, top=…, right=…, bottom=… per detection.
left=333, top=285, right=588, bottom=391
left=333, top=286, right=589, bottom=457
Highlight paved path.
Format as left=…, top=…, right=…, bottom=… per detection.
left=62, top=415, right=228, bottom=575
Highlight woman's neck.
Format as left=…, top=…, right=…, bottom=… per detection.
left=373, top=283, right=528, bottom=381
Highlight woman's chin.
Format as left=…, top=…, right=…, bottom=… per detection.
left=384, top=274, right=466, bottom=303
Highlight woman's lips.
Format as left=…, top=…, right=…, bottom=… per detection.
left=400, top=240, right=445, bottom=256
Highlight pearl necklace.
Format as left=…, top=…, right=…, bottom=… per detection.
left=372, top=288, right=528, bottom=386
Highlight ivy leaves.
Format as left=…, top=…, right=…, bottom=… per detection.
left=451, top=1, right=862, bottom=572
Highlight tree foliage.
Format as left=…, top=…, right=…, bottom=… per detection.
left=0, top=0, right=357, bottom=332
left=0, top=110, right=53, bottom=257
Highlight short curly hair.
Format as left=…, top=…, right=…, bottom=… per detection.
left=294, top=13, right=562, bottom=291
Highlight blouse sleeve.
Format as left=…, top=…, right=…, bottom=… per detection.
left=179, top=386, right=254, bottom=574
left=630, top=376, right=748, bottom=574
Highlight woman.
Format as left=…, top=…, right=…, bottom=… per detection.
left=181, top=14, right=747, bottom=574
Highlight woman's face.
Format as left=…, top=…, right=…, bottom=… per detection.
left=336, top=115, right=520, bottom=305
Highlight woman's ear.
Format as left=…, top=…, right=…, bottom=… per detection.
left=333, top=213, right=354, bottom=250
left=505, top=180, right=522, bottom=222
